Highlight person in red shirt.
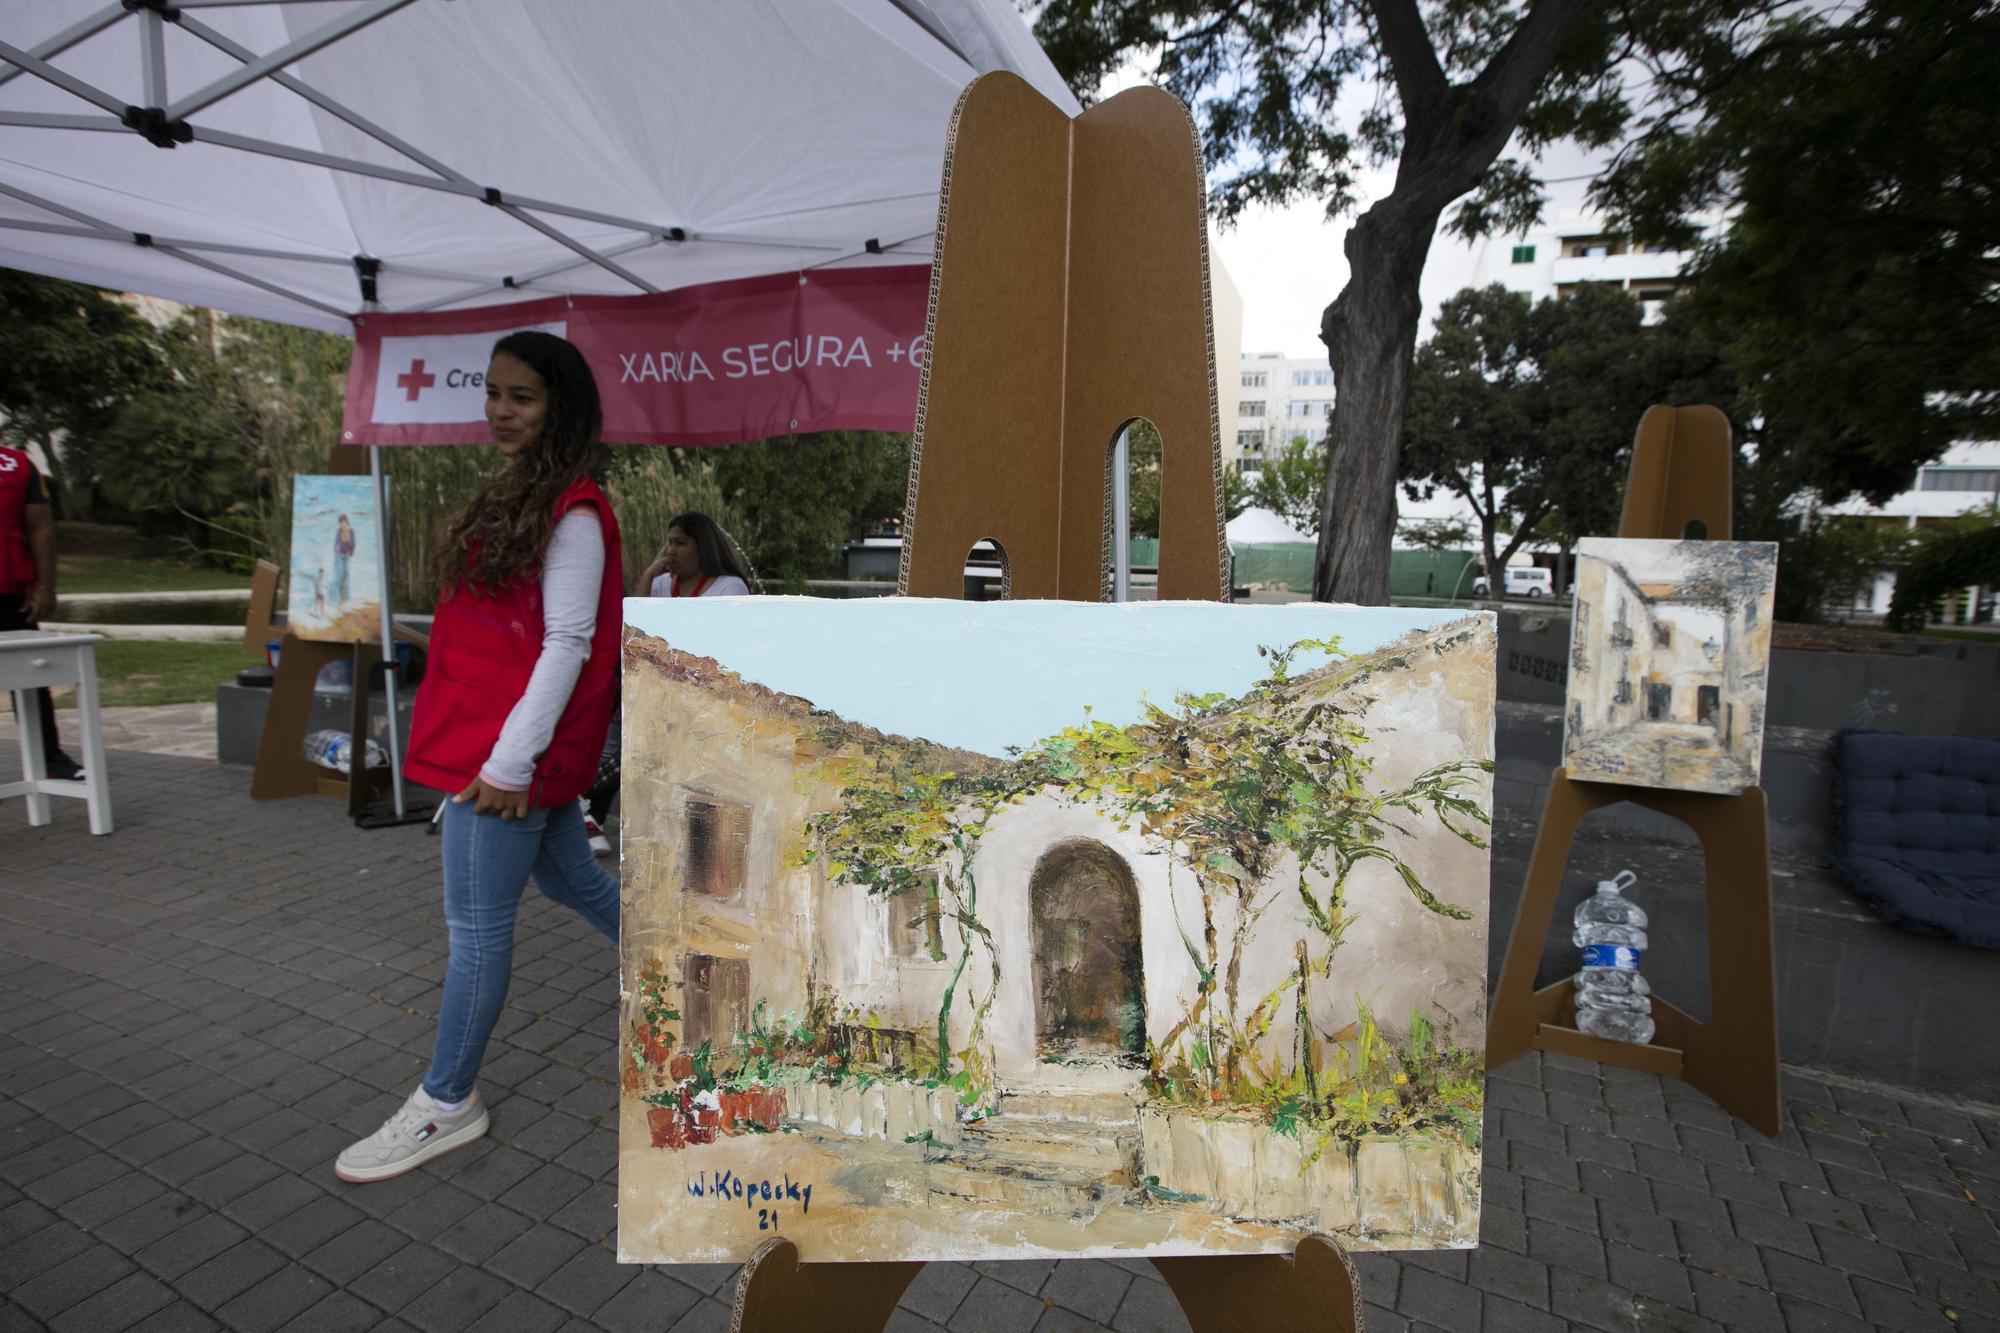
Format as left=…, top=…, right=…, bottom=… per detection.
left=335, top=331, right=623, bottom=1183
left=0, top=445, right=83, bottom=781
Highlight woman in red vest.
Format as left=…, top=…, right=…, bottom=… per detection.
left=337, top=331, right=623, bottom=1183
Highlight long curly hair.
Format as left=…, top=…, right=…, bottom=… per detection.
left=665, top=511, right=759, bottom=590
left=431, top=331, right=608, bottom=596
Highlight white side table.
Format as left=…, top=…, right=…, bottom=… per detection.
left=1, top=630, right=113, bottom=835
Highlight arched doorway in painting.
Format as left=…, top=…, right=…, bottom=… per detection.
left=1028, top=839, right=1145, bottom=1064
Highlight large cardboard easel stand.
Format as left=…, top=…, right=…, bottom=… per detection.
left=725, top=72, right=1363, bottom=1333
left=1486, top=404, right=1782, bottom=1137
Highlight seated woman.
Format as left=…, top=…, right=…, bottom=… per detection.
left=638, top=511, right=755, bottom=598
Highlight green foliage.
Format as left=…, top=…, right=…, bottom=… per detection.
left=1888, top=517, right=2000, bottom=631
left=1125, top=418, right=1250, bottom=540
left=1251, top=436, right=1328, bottom=539
left=1402, top=284, right=1731, bottom=582
left=689, top=431, right=910, bottom=591
left=1015, top=636, right=1490, bottom=1094
left=0, top=271, right=165, bottom=518
left=1595, top=0, right=2000, bottom=505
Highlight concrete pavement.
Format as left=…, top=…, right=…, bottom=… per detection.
left=1, top=739, right=1995, bottom=1332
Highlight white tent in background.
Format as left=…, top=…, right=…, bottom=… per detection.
left=1226, top=506, right=1313, bottom=546
left=0, top=0, right=1078, bottom=331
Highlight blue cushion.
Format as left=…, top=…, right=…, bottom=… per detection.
left=1830, top=731, right=2000, bottom=949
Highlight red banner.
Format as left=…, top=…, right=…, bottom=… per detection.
left=341, top=265, right=931, bottom=447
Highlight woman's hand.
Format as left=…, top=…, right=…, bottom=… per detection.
left=634, top=556, right=669, bottom=595
left=455, top=775, right=531, bottom=820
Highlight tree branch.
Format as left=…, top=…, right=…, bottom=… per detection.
left=1365, top=0, right=1447, bottom=128
left=1469, top=0, right=1596, bottom=127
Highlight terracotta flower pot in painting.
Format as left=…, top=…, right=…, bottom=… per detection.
left=647, top=1105, right=687, bottom=1150
left=689, top=1107, right=721, bottom=1146
left=719, top=1089, right=749, bottom=1131
left=669, top=1053, right=694, bottom=1082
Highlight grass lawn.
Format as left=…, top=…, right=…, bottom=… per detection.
left=48, top=641, right=250, bottom=710
left=57, top=554, right=250, bottom=595
left=53, top=521, right=249, bottom=595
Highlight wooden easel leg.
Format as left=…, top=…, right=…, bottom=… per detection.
left=250, top=636, right=351, bottom=800
left=729, top=1238, right=922, bottom=1333
left=1153, top=1235, right=1364, bottom=1333
left=1488, top=769, right=1593, bottom=1068
left=1684, top=788, right=1781, bottom=1135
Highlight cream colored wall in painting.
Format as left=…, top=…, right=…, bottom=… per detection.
left=616, top=606, right=1498, bottom=1266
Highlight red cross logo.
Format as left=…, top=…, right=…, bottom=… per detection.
left=395, top=358, right=437, bottom=401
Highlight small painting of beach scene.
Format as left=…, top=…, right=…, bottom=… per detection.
left=616, top=598, right=1496, bottom=1265
left=1564, top=537, right=1779, bottom=795
left=287, top=475, right=383, bottom=642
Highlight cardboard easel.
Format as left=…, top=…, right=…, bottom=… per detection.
left=1486, top=405, right=1782, bottom=1136
left=726, top=72, right=1360, bottom=1333
left=244, top=444, right=427, bottom=819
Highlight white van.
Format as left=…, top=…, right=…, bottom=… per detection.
left=1472, top=566, right=1554, bottom=599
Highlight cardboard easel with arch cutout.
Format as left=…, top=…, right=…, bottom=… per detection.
left=722, top=71, right=1363, bottom=1333
left=1485, top=405, right=1782, bottom=1137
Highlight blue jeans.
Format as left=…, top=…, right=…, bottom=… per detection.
left=424, top=797, right=619, bottom=1103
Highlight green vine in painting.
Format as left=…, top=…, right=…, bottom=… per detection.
left=789, top=632, right=1491, bottom=1115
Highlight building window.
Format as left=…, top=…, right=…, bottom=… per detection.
left=1237, top=430, right=1263, bottom=450
left=1641, top=242, right=1674, bottom=254
left=1511, top=244, right=1535, bottom=264
left=1562, top=234, right=1626, bottom=259
left=889, top=882, right=944, bottom=960
left=1241, top=371, right=1266, bottom=388
left=683, top=797, right=750, bottom=898
left=683, top=953, right=750, bottom=1050
left=1653, top=623, right=1672, bottom=648
left=1240, top=401, right=1265, bottom=418
left=1920, top=468, right=2000, bottom=492
left=1238, top=457, right=1264, bottom=473
left=1292, top=370, right=1312, bottom=386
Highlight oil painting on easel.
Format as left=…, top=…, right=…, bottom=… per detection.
left=1564, top=538, right=1779, bottom=795
left=286, top=475, right=382, bottom=642
left=617, top=599, right=1496, bottom=1263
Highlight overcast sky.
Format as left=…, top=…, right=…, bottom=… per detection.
left=1089, top=59, right=1614, bottom=359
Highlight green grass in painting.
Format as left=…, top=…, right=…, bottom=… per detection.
left=48, top=641, right=249, bottom=709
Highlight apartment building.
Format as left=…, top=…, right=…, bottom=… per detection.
left=1232, top=352, right=1334, bottom=475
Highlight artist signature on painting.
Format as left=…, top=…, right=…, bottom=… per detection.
left=686, top=1170, right=813, bottom=1231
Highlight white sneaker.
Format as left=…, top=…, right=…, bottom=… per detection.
left=581, top=801, right=613, bottom=857
left=334, top=1086, right=489, bottom=1183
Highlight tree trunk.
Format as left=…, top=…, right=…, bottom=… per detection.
left=1315, top=200, right=1443, bottom=604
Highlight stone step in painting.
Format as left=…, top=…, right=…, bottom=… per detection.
left=616, top=598, right=1496, bottom=1263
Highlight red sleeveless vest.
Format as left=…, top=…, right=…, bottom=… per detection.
left=0, top=446, right=42, bottom=596
left=405, top=475, right=623, bottom=807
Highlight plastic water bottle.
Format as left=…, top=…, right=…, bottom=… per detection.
left=302, top=729, right=386, bottom=774
left=1572, top=869, right=1656, bottom=1044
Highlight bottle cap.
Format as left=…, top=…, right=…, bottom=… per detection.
left=1597, top=869, right=1638, bottom=894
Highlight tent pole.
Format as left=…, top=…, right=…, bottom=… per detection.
left=369, top=445, right=407, bottom=818
left=1113, top=426, right=1131, bottom=603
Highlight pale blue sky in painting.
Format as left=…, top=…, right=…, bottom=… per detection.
left=622, top=597, right=1463, bottom=758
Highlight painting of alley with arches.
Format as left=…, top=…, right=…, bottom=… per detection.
left=614, top=599, right=1497, bottom=1264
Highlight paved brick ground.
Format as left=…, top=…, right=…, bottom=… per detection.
left=3, top=750, right=1995, bottom=1332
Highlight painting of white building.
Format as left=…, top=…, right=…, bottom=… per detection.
left=615, top=599, right=1495, bottom=1264
left=1564, top=538, right=1778, bottom=794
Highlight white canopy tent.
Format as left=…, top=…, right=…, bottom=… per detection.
left=1226, top=506, right=1313, bottom=546
left=0, top=0, right=1077, bottom=332
left=1, top=0, right=1079, bottom=819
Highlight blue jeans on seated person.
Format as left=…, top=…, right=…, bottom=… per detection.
left=424, top=796, right=619, bottom=1104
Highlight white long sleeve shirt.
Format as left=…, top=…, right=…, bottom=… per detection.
left=479, top=508, right=604, bottom=791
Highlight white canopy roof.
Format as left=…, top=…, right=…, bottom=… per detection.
left=1226, top=506, right=1313, bottom=545
left=0, top=0, right=1078, bottom=333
